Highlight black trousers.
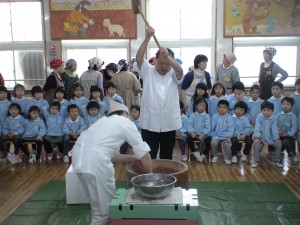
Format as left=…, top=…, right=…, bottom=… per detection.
left=231, top=135, right=252, bottom=156
left=141, top=129, right=176, bottom=160
left=186, top=134, right=211, bottom=156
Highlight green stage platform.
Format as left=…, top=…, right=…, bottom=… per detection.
left=1, top=181, right=300, bottom=225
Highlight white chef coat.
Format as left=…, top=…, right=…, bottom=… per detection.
left=140, top=59, right=183, bottom=132
left=72, top=115, right=150, bottom=225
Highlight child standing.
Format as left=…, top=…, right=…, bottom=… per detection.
left=0, top=86, right=12, bottom=127
left=53, top=86, right=69, bottom=119
left=227, top=81, right=249, bottom=115
left=42, top=101, right=64, bottom=161
left=187, top=82, right=209, bottom=117
left=252, top=101, right=283, bottom=168
left=186, top=98, right=211, bottom=162
left=81, top=101, right=104, bottom=128
left=12, top=84, right=29, bottom=116
left=231, top=101, right=253, bottom=163
left=290, top=78, right=300, bottom=117
left=208, top=82, right=226, bottom=119
left=130, top=104, right=141, bottom=132
left=69, top=83, right=89, bottom=109
left=2, top=103, right=25, bottom=163
left=63, top=104, right=85, bottom=163
left=276, top=97, right=298, bottom=163
left=248, top=84, right=264, bottom=127
left=18, top=106, right=46, bottom=163
left=25, top=86, right=49, bottom=119
left=268, top=81, right=284, bottom=116
left=103, top=82, right=124, bottom=114
left=89, top=85, right=108, bottom=116
left=210, top=100, right=234, bottom=164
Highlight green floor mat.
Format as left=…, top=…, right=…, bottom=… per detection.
left=2, top=181, right=300, bottom=225
left=189, top=181, right=300, bottom=225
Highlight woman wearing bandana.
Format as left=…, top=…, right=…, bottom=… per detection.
left=79, top=57, right=105, bottom=99
left=43, top=58, right=65, bottom=104
left=61, top=59, right=79, bottom=100
left=111, top=59, right=141, bottom=109
left=259, top=47, right=288, bottom=100
left=215, top=53, right=240, bottom=95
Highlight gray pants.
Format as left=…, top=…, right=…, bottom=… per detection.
left=211, top=139, right=232, bottom=160
left=252, top=140, right=282, bottom=163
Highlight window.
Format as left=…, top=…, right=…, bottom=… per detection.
left=0, top=1, right=44, bottom=90
left=148, top=0, right=214, bottom=74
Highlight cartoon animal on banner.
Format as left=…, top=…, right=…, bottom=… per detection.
left=242, top=0, right=271, bottom=34
left=64, top=0, right=94, bottom=37
left=103, top=18, right=125, bottom=37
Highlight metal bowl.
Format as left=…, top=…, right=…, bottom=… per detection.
left=131, top=173, right=177, bottom=199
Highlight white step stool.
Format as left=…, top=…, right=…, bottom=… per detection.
left=65, top=164, right=89, bottom=204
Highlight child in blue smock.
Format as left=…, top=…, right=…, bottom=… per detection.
left=187, top=82, right=209, bottom=117
left=18, top=106, right=46, bottom=163
left=248, top=84, right=264, bottom=127
left=227, top=81, right=249, bottom=115
left=210, top=100, right=234, bottom=164
left=89, top=85, right=108, bottom=116
left=268, top=81, right=284, bottom=116
left=130, top=104, right=141, bottom=132
left=252, top=101, right=283, bottom=168
left=0, top=86, right=12, bottom=127
left=69, top=83, right=89, bottom=109
left=53, top=86, right=69, bottom=119
left=102, top=82, right=124, bottom=114
left=2, top=103, right=25, bottom=163
left=12, top=84, right=29, bottom=116
left=176, top=101, right=189, bottom=161
left=81, top=101, right=104, bottom=128
left=42, top=101, right=64, bottom=161
left=290, top=78, right=300, bottom=117
left=231, top=101, right=253, bottom=163
left=276, top=97, right=298, bottom=163
left=208, top=82, right=226, bottom=119
left=25, top=86, right=49, bottom=119
left=63, top=104, right=85, bottom=163
left=186, top=98, right=211, bottom=163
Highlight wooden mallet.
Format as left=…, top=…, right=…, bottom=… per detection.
left=131, top=0, right=161, bottom=49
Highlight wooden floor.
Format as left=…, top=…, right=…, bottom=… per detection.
left=0, top=144, right=300, bottom=223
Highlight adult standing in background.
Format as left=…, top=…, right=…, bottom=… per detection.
left=111, top=59, right=141, bottom=109
left=61, top=59, right=79, bottom=100
left=136, top=26, right=184, bottom=160
left=0, top=72, right=4, bottom=86
left=215, top=53, right=239, bottom=95
left=43, top=58, right=64, bottom=104
left=100, top=63, right=118, bottom=97
left=80, top=57, right=104, bottom=99
left=259, top=47, right=288, bottom=100
left=181, top=54, right=212, bottom=110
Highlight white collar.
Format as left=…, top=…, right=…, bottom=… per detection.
left=211, top=95, right=225, bottom=100
left=74, top=97, right=84, bottom=100
left=68, top=116, right=79, bottom=123
left=281, top=111, right=293, bottom=115
left=14, top=97, right=26, bottom=100
left=9, top=115, right=21, bottom=120
left=0, top=99, right=9, bottom=103
left=196, top=111, right=206, bottom=116
left=32, top=118, right=40, bottom=122
left=249, top=97, right=262, bottom=103
left=270, top=95, right=284, bottom=100
left=292, top=91, right=300, bottom=96
left=233, top=114, right=245, bottom=119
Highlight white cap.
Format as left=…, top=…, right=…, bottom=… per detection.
left=108, top=100, right=129, bottom=115
left=88, top=57, right=104, bottom=68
